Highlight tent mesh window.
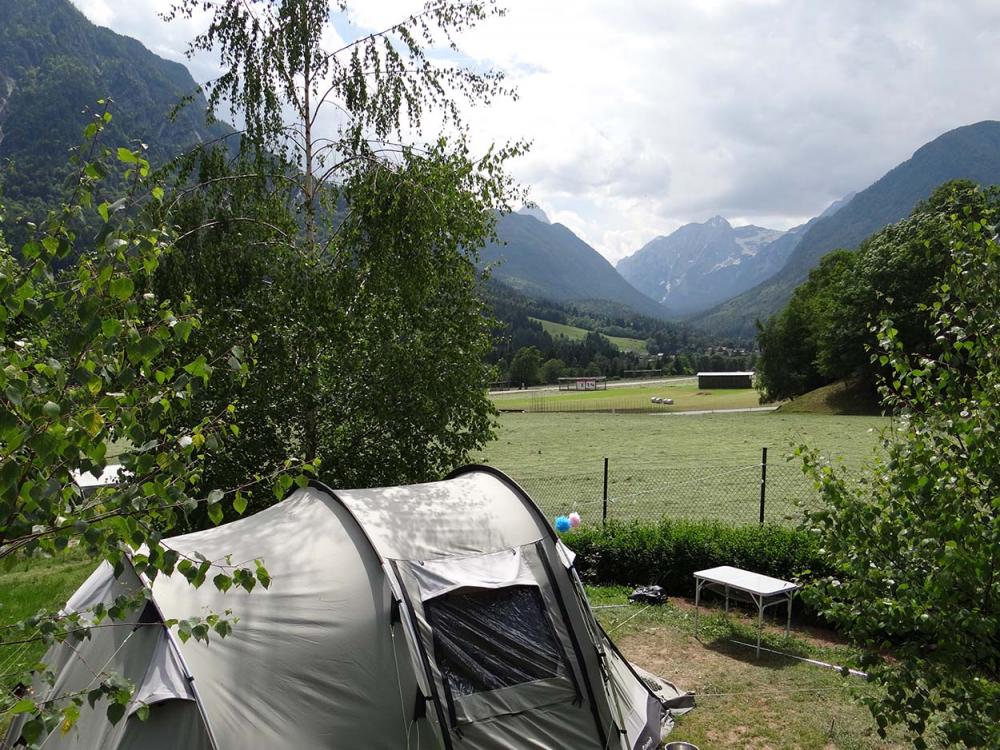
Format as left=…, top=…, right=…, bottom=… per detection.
left=425, top=585, right=565, bottom=697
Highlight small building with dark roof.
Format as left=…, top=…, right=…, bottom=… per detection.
left=697, top=371, right=754, bottom=389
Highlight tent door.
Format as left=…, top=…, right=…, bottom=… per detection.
left=391, top=544, right=587, bottom=728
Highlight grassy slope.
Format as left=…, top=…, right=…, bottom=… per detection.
left=492, top=381, right=761, bottom=412
left=529, top=317, right=648, bottom=353
left=777, top=379, right=882, bottom=416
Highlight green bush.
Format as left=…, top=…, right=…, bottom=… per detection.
left=564, top=519, right=828, bottom=604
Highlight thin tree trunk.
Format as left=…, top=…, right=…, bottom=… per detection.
left=300, top=1, right=320, bottom=459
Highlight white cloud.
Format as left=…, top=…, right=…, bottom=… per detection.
left=73, top=0, right=113, bottom=26
left=72, top=0, right=1000, bottom=263
left=72, top=0, right=220, bottom=80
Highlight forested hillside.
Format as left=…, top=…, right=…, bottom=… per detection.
left=755, top=180, right=995, bottom=403
left=692, top=121, right=1000, bottom=339
left=0, top=0, right=230, bottom=244
left=484, top=281, right=752, bottom=384
left=480, top=211, right=670, bottom=320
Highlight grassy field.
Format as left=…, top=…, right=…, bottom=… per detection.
left=0, top=552, right=96, bottom=724
left=529, top=316, right=648, bottom=353
left=475, top=410, right=889, bottom=524
left=1, top=558, right=921, bottom=748
left=777, top=378, right=882, bottom=416
left=492, top=379, right=762, bottom=413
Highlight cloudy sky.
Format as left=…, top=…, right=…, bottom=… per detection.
left=75, top=0, right=1000, bottom=263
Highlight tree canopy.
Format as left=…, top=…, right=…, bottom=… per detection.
left=156, top=0, right=524, bottom=507
left=3, top=0, right=523, bottom=738
left=0, top=109, right=292, bottom=740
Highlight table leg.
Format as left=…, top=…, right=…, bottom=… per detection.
left=724, top=585, right=729, bottom=615
left=756, top=594, right=763, bottom=659
left=786, top=594, right=793, bottom=639
left=694, top=579, right=701, bottom=638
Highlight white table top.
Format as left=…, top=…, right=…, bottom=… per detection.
left=694, top=565, right=799, bottom=596
left=71, top=464, right=125, bottom=488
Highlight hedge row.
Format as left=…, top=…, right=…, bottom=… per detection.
left=562, top=519, right=829, bottom=602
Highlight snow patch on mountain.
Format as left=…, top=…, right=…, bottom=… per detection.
left=616, top=217, right=789, bottom=316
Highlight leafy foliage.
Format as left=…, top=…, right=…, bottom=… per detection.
left=507, top=345, right=542, bottom=387
left=566, top=520, right=824, bottom=605
left=799, top=201, right=1000, bottom=747
left=152, top=0, right=524, bottom=506
left=0, top=109, right=295, bottom=741
left=162, top=144, right=505, bottom=509
left=539, top=357, right=566, bottom=384
left=755, top=250, right=859, bottom=402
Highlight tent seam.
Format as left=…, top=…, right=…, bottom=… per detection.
left=306, top=479, right=455, bottom=750
left=125, top=552, right=223, bottom=750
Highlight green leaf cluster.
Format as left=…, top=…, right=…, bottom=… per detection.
left=155, top=0, right=525, bottom=512
left=0, top=110, right=285, bottom=745
left=566, top=519, right=825, bottom=604
left=799, top=199, right=1000, bottom=747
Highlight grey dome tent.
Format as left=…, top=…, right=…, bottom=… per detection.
left=5, top=466, right=693, bottom=749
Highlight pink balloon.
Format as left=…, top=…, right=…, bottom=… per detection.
left=568, top=512, right=582, bottom=528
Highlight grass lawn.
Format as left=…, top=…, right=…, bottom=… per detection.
left=0, top=553, right=96, bottom=713
left=1, top=556, right=924, bottom=748
left=777, top=379, right=882, bottom=416
left=474, top=411, right=889, bottom=524
left=590, top=586, right=922, bottom=749
left=492, top=380, right=762, bottom=413
left=529, top=317, right=648, bottom=353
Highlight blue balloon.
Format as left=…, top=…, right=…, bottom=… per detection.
left=554, top=515, right=571, bottom=533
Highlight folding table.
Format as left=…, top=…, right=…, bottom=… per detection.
left=693, top=565, right=800, bottom=657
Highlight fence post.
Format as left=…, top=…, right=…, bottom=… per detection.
left=602, top=457, right=609, bottom=527
left=759, top=447, right=768, bottom=525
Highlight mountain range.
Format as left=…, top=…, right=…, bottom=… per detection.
left=0, top=0, right=229, bottom=241
left=516, top=118, right=1000, bottom=339
left=480, top=210, right=670, bottom=320
left=616, top=217, right=786, bottom=316
left=689, top=121, right=1000, bottom=338
left=5, top=1, right=1000, bottom=343
left=615, top=194, right=855, bottom=318
left=0, top=0, right=667, bottom=324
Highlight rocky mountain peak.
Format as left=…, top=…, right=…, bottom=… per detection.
left=516, top=204, right=551, bottom=224
left=616, top=216, right=787, bottom=316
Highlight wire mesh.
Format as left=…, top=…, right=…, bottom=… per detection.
left=510, top=455, right=823, bottom=527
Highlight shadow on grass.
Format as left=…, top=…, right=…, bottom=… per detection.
left=697, top=632, right=814, bottom=670
left=692, top=606, right=821, bottom=670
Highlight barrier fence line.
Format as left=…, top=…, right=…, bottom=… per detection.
left=511, top=450, right=825, bottom=527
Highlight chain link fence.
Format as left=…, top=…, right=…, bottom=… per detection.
left=510, top=450, right=822, bottom=527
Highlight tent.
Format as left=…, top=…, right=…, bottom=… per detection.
left=5, top=466, right=693, bottom=749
